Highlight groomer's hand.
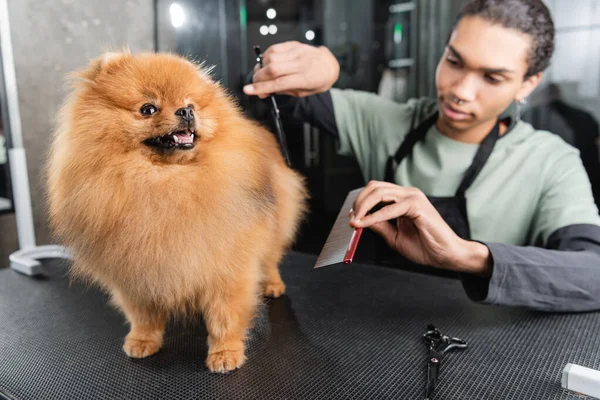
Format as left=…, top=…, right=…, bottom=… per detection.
left=243, top=41, right=339, bottom=99
left=350, top=181, right=492, bottom=277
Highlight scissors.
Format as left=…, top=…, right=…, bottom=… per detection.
left=253, top=45, right=291, bottom=167
left=422, top=324, right=468, bottom=400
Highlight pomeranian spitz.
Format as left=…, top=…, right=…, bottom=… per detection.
left=46, top=51, right=308, bottom=373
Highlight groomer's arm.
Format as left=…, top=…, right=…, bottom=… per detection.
left=243, top=40, right=412, bottom=178
left=243, top=41, right=340, bottom=137
left=349, top=149, right=600, bottom=312
left=463, top=226, right=600, bottom=312
left=462, top=150, right=600, bottom=312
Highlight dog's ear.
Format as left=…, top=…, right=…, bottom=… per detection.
left=79, top=51, right=131, bottom=82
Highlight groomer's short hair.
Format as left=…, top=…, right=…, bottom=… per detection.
left=453, top=0, right=555, bottom=77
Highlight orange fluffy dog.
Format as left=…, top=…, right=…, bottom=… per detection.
left=46, top=51, right=308, bottom=373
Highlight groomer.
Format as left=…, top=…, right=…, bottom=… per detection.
left=244, top=0, right=600, bottom=312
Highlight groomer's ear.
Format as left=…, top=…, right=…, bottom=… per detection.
left=516, top=72, right=542, bottom=102
left=79, top=51, right=130, bottom=82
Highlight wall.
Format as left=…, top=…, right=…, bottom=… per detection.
left=0, top=0, right=154, bottom=265
left=416, top=0, right=469, bottom=98
left=156, top=0, right=246, bottom=98
left=540, top=0, right=600, bottom=122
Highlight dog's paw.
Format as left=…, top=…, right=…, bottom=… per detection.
left=123, top=336, right=161, bottom=358
left=264, top=280, right=286, bottom=298
left=206, top=350, right=246, bottom=373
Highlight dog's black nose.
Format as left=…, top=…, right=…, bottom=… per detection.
left=175, top=107, right=194, bottom=122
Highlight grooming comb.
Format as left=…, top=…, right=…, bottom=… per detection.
left=314, top=188, right=364, bottom=268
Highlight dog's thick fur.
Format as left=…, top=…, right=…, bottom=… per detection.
left=46, top=51, right=308, bottom=373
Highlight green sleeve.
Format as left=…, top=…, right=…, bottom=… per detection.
left=530, top=139, right=600, bottom=245
left=329, top=89, right=433, bottom=182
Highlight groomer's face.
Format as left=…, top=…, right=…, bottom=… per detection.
left=435, top=16, right=541, bottom=131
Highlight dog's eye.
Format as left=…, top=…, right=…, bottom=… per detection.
left=140, top=104, right=158, bottom=116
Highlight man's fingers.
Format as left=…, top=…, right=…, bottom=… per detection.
left=252, top=60, right=303, bottom=84
left=353, top=181, right=398, bottom=217
left=243, top=41, right=336, bottom=98
left=261, top=47, right=302, bottom=68
left=262, top=41, right=302, bottom=56
left=245, top=44, right=303, bottom=96
left=244, top=74, right=305, bottom=97
left=351, top=202, right=411, bottom=229
left=352, top=185, right=403, bottom=221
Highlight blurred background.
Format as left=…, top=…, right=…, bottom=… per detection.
left=0, top=0, right=599, bottom=262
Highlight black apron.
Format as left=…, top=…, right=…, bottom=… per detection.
left=353, top=111, right=503, bottom=277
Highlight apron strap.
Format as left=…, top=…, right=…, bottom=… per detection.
left=455, top=120, right=501, bottom=197
left=385, top=112, right=503, bottom=197
left=384, top=112, right=438, bottom=183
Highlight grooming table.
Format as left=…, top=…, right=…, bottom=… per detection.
left=0, top=252, right=598, bottom=399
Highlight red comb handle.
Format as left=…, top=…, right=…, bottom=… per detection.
left=343, top=228, right=363, bottom=264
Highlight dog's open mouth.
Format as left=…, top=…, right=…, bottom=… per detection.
left=144, top=128, right=196, bottom=150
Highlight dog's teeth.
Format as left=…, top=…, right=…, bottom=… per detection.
left=173, top=135, right=179, bottom=143
left=191, top=134, right=194, bottom=139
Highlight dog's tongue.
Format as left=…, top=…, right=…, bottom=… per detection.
left=173, top=133, right=193, bottom=144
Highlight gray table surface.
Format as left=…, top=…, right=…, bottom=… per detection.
left=0, top=252, right=598, bottom=399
